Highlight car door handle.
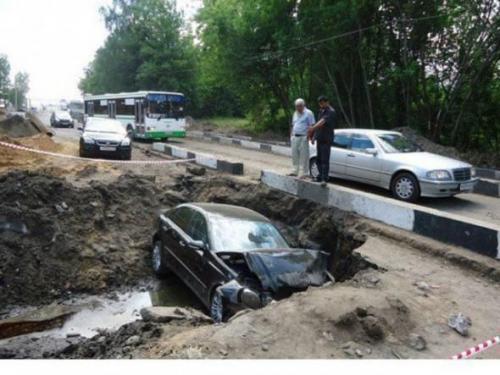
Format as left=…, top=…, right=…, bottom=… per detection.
left=347, top=153, right=356, bottom=157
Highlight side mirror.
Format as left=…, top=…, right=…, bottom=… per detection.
left=77, top=126, right=84, bottom=132
left=188, top=239, right=207, bottom=251
left=365, top=148, right=378, bottom=156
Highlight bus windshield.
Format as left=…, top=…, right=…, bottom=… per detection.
left=147, top=94, right=185, bottom=119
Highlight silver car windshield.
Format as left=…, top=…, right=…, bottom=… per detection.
left=210, top=217, right=289, bottom=252
left=377, top=134, right=422, bottom=153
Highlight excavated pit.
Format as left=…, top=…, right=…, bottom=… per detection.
left=0, top=169, right=374, bottom=355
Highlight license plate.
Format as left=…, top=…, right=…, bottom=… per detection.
left=460, top=182, right=474, bottom=191
left=100, top=146, right=116, bottom=152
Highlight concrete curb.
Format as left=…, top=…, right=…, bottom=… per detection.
left=261, top=170, right=500, bottom=260
left=188, top=131, right=292, bottom=157
left=474, top=179, right=500, bottom=198
left=152, top=143, right=244, bottom=175
left=476, top=168, right=500, bottom=181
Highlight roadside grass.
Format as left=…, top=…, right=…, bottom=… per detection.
left=195, top=116, right=257, bottom=134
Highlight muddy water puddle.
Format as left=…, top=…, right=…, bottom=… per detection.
left=0, top=276, right=203, bottom=342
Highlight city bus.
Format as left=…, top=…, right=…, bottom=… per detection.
left=83, top=91, right=186, bottom=140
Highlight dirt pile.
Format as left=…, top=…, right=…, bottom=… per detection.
left=0, top=170, right=178, bottom=308
left=0, top=115, right=40, bottom=138
left=0, top=133, right=60, bottom=171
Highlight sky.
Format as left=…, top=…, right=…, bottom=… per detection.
left=0, top=0, right=201, bottom=104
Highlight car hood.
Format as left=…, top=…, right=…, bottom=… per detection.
left=218, top=248, right=330, bottom=292
left=383, top=152, right=471, bottom=170
left=56, top=114, right=72, bottom=121
left=83, top=131, right=126, bottom=142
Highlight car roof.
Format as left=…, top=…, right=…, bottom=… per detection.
left=183, top=203, right=271, bottom=223
left=336, top=128, right=402, bottom=136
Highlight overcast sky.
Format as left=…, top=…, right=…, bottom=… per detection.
left=0, top=0, right=201, bottom=104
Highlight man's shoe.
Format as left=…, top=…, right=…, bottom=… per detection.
left=288, top=173, right=298, bottom=177
left=321, top=181, right=327, bottom=188
left=313, top=178, right=322, bottom=183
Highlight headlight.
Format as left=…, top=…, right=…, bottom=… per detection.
left=471, top=168, right=476, bottom=177
left=121, top=137, right=131, bottom=146
left=239, top=288, right=261, bottom=309
left=83, top=137, right=95, bottom=144
left=426, top=170, right=452, bottom=181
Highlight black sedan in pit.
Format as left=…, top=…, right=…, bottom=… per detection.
left=152, top=203, right=331, bottom=322
left=79, top=118, right=132, bottom=160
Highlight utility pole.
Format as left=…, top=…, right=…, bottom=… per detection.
left=14, top=85, right=18, bottom=110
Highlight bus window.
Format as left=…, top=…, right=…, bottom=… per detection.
left=116, top=99, right=135, bottom=116
left=147, top=94, right=185, bottom=119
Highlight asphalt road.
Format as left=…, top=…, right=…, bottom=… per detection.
left=39, top=112, right=500, bottom=227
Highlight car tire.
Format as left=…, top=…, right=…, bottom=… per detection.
left=209, top=289, right=226, bottom=324
left=391, top=172, right=420, bottom=202
left=152, top=239, right=169, bottom=278
left=309, top=157, right=320, bottom=180
left=79, top=147, right=86, bottom=158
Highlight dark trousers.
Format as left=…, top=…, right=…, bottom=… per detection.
left=316, top=143, right=331, bottom=182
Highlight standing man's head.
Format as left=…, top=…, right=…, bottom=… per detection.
left=318, top=95, right=329, bottom=109
left=295, top=98, right=306, bottom=114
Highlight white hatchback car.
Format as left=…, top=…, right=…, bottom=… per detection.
left=309, top=129, right=478, bottom=202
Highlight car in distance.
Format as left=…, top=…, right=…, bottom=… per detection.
left=152, top=203, right=330, bottom=322
left=309, top=129, right=478, bottom=202
left=79, top=118, right=132, bottom=160
left=50, top=111, right=74, bottom=128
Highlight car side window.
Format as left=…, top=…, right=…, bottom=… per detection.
left=167, top=207, right=193, bottom=234
left=333, top=133, right=352, bottom=149
left=187, top=212, right=209, bottom=246
left=350, top=134, right=375, bottom=152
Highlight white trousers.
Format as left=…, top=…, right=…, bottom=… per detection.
left=291, top=135, right=310, bottom=176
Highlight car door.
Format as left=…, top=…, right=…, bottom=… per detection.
left=181, top=211, right=212, bottom=300
left=330, top=133, right=353, bottom=177
left=162, top=207, right=196, bottom=286
left=343, top=133, right=382, bottom=183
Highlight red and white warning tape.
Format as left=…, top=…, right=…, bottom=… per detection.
left=451, top=336, right=500, bottom=359
left=0, top=140, right=196, bottom=165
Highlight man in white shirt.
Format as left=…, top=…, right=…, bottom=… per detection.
left=290, top=98, right=315, bottom=178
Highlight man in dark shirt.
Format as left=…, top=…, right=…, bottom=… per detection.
left=308, top=96, right=336, bottom=187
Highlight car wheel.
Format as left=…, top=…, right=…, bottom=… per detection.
left=391, top=172, right=420, bottom=202
left=79, top=147, right=86, bottom=158
left=210, top=289, right=226, bottom=324
left=309, top=157, right=320, bottom=179
left=152, top=239, right=169, bottom=278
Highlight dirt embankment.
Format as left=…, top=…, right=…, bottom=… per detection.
left=0, top=171, right=173, bottom=309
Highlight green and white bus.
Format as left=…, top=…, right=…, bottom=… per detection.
left=83, top=91, right=186, bottom=140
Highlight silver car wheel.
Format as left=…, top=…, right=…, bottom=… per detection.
left=395, top=177, right=414, bottom=199
left=210, top=290, right=224, bottom=324
left=152, top=241, right=162, bottom=273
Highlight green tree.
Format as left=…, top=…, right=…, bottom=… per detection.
left=79, top=0, right=197, bottom=106
left=0, top=54, right=10, bottom=99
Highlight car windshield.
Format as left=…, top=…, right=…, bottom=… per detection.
left=377, top=134, right=422, bottom=153
left=147, top=94, right=185, bottom=118
left=86, top=121, right=125, bottom=135
left=210, top=217, right=289, bottom=252
left=56, top=112, right=71, bottom=118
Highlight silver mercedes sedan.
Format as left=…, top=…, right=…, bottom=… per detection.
left=309, top=129, right=478, bottom=202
